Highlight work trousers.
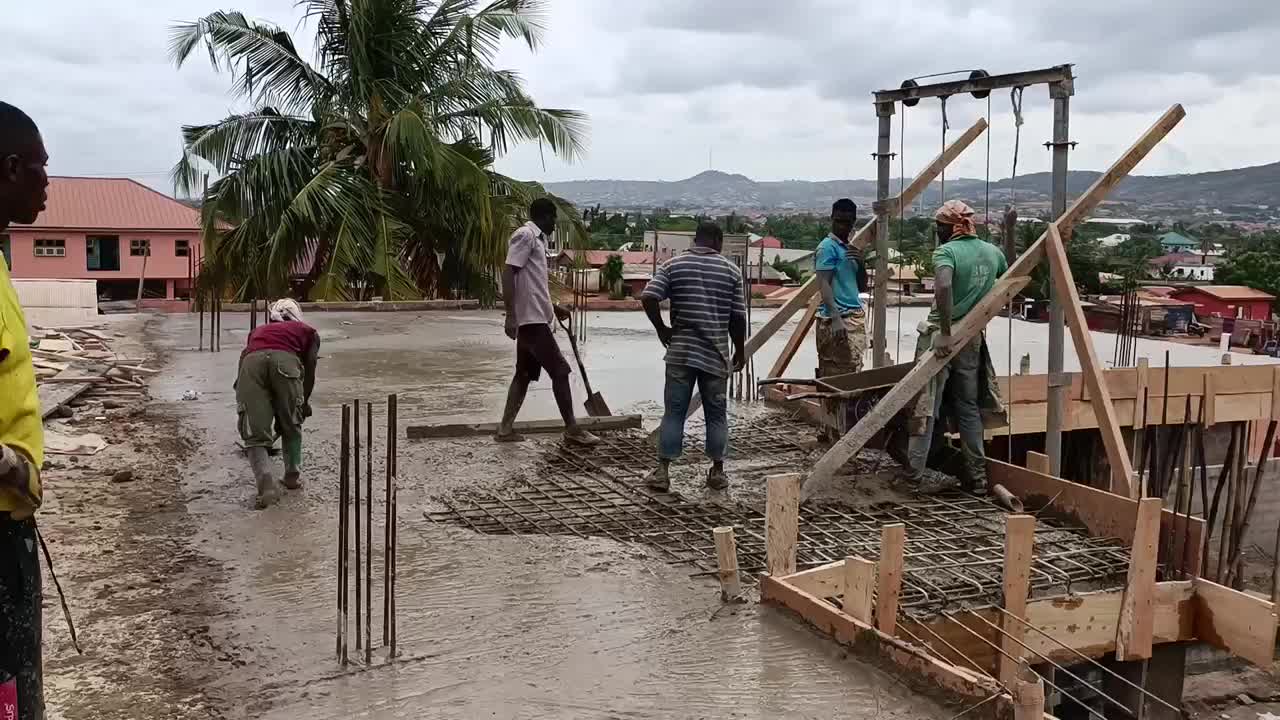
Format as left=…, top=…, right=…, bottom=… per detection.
left=237, top=349, right=305, bottom=470
left=906, top=334, right=988, bottom=486
left=0, top=514, right=42, bottom=720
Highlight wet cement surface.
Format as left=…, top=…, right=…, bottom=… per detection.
left=37, top=310, right=953, bottom=718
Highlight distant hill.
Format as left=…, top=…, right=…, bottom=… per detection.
left=547, top=164, right=1280, bottom=220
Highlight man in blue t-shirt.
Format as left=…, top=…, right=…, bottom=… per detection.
left=814, top=199, right=868, bottom=370
left=813, top=198, right=869, bottom=438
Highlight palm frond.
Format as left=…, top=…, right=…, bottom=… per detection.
left=169, top=11, right=330, bottom=114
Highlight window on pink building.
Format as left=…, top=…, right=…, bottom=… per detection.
left=130, top=239, right=151, bottom=257
left=175, top=239, right=190, bottom=257
left=34, top=239, right=65, bottom=257
left=87, top=236, right=121, bottom=271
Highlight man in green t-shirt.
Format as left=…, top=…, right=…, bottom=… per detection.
left=903, top=200, right=1007, bottom=493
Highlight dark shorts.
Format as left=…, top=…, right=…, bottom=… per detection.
left=516, top=324, right=570, bottom=383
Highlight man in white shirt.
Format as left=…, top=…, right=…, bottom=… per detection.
left=496, top=198, right=599, bottom=446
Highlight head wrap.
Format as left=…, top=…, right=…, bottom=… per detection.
left=934, top=199, right=977, bottom=238
left=269, top=298, right=304, bottom=323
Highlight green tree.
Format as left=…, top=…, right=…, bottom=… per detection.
left=1217, top=234, right=1280, bottom=313
left=601, top=253, right=624, bottom=298
left=171, top=1, right=586, bottom=301
left=771, top=254, right=803, bottom=283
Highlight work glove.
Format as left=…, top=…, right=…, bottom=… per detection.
left=0, top=444, right=29, bottom=490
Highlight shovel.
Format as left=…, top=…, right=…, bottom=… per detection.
left=557, top=316, right=611, bottom=417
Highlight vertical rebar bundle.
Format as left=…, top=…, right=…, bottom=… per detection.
left=335, top=398, right=399, bottom=665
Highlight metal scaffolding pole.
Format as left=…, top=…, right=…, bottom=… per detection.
left=872, top=102, right=894, bottom=368
left=1045, top=77, right=1074, bottom=476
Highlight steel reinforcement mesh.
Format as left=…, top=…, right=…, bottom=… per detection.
left=426, top=413, right=1133, bottom=614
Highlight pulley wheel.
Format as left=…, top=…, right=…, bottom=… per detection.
left=969, top=69, right=990, bottom=98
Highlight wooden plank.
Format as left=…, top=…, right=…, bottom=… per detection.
left=1204, top=373, right=1216, bottom=427
left=1192, top=577, right=1278, bottom=666
left=987, top=459, right=1205, bottom=577
left=1000, top=515, right=1036, bottom=685
left=760, top=574, right=1002, bottom=702
left=768, top=294, right=819, bottom=379
left=652, top=117, right=990, bottom=440
left=911, top=582, right=1195, bottom=672
left=405, top=414, right=641, bottom=439
left=1011, top=664, right=1045, bottom=720
left=1044, top=224, right=1135, bottom=498
left=1025, top=451, right=1049, bottom=475
left=999, top=365, right=1277, bottom=406
left=810, top=274, right=1030, bottom=483
left=765, top=473, right=802, bottom=576
left=783, top=560, right=844, bottom=599
left=1133, top=358, right=1149, bottom=428
left=713, top=527, right=741, bottom=601
left=844, top=556, right=876, bottom=624
left=1116, top=498, right=1161, bottom=660
left=1272, top=366, right=1280, bottom=421
left=876, top=523, right=906, bottom=635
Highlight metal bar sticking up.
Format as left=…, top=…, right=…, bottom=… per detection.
left=354, top=398, right=361, bottom=651
left=365, top=401, right=373, bottom=665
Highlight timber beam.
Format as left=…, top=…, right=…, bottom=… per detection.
left=808, top=104, right=1186, bottom=487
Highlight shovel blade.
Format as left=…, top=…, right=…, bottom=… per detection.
left=583, top=393, right=612, bottom=417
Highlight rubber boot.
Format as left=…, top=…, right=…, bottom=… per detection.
left=249, top=446, right=281, bottom=509
left=281, top=436, right=303, bottom=490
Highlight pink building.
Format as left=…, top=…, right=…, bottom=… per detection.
left=1, top=177, right=204, bottom=301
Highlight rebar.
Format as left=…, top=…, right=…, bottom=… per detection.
left=365, top=401, right=373, bottom=665
left=384, top=394, right=394, bottom=645
left=338, top=404, right=350, bottom=664
left=938, top=611, right=1112, bottom=720
left=354, top=398, right=361, bottom=651
left=994, top=607, right=1182, bottom=716
left=427, top=416, right=1132, bottom=616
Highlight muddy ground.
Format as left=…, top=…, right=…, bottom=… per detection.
left=37, top=309, right=950, bottom=720
left=34, top=308, right=1280, bottom=719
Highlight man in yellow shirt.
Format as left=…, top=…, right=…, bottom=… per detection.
left=0, top=101, right=50, bottom=720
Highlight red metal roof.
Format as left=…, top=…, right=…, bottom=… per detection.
left=1172, top=285, right=1275, bottom=301
left=751, top=236, right=783, bottom=249
left=16, top=177, right=202, bottom=231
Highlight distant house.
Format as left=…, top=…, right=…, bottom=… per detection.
left=1170, top=285, right=1275, bottom=321
left=1158, top=231, right=1199, bottom=253
left=749, top=247, right=816, bottom=277
left=3, top=176, right=205, bottom=301
left=1083, top=292, right=1196, bottom=334
left=640, top=230, right=751, bottom=265
left=750, top=235, right=783, bottom=249
left=555, top=249, right=669, bottom=269
left=1148, top=252, right=1218, bottom=281
left=1097, top=233, right=1131, bottom=247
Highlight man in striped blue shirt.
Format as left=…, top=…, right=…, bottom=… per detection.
left=640, top=222, right=747, bottom=491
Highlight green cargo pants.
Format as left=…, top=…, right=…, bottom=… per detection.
left=236, top=350, right=304, bottom=469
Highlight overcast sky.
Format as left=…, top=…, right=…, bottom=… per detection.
left=7, top=0, right=1280, bottom=194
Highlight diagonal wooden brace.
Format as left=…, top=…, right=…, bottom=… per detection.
left=1044, top=225, right=1136, bottom=496
left=648, top=118, right=990, bottom=440
left=807, top=105, right=1186, bottom=485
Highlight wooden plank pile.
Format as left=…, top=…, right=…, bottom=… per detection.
left=29, top=325, right=155, bottom=417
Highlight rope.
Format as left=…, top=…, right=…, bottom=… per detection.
left=895, top=107, right=906, bottom=364
left=1006, top=87, right=1026, bottom=462
left=1009, top=86, right=1026, bottom=209
left=938, top=96, right=950, bottom=244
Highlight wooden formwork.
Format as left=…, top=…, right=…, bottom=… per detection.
left=750, top=462, right=1278, bottom=718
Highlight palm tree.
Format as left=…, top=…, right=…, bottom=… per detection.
left=170, top=0, right=587, bottom=301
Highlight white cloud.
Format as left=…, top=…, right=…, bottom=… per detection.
left=5, top=0, right=1280, bottom=193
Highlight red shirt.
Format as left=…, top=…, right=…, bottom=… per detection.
left=243, top=320, right=319, bottom=358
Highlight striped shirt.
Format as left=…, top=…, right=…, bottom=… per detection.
left=641, top=247, right=746, bottom=377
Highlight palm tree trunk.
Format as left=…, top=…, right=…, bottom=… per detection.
left=297, top=236, right=333, bottom=300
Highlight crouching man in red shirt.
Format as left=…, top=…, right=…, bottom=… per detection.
left=237, top=299, right=319, bottom=509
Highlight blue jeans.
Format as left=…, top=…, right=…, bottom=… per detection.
left=658, top=364, right=729, bottom=462
left=906, top=335, right=988, bottom=485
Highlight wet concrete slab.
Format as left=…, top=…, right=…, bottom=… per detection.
left=135, top=310, right=949, bottom=719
